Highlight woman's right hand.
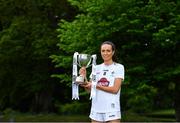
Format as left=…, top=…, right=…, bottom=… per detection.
left=79, top=67, right=86, bottom=77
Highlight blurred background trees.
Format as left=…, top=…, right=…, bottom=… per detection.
left=51, top=0, right=180, bottom=121
left=0, top=0, right=179, bottom=121
left=0, top=0, right=77, bottom=113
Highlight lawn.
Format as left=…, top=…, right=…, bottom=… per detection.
left=122, top=109, right=176, bottom=122
left=0, top=109, right=176, bottom=122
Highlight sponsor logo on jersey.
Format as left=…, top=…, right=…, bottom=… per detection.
left=97, top=77, right=109, bottom=86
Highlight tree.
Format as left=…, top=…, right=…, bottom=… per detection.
left=52, top=0, right=180, bottom=120
left=0, top=0, right=77, bottom=113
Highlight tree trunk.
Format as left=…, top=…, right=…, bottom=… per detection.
left=31, top=89, right=53, bottom=113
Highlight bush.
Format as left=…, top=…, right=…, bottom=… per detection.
left=55, top=101, right=90, bottom=115
left=125, top=83, right=157, bottom=113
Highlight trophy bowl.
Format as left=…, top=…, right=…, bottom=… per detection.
left=78, top=54, right=92, bottom=68
left=75, top=54, right=92, bottom=84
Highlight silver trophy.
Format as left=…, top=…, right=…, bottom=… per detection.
left=72, top=52, right=96, bottom=100
left=75, top=54, right=92, bottom=84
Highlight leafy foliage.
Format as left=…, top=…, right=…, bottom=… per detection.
left=0, top=0, right=77, bottom=112
left=52, top=0, right=180, bottom=116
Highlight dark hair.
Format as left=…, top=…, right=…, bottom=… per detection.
left=101, top=41, right=118, bottom=62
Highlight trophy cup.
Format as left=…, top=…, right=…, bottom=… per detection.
left=75, top=54, right=92, bottom=84
left=72, top=52, right=97, bottom=100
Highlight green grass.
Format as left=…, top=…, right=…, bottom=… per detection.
left=122, top=112, right=154, bottom=122
left=18, top=114, right=89, bottom=122
left=1, top=109, right=176, bottom=122
left=144, top=109, right=175, bottom=122
left=147, top=109, right=175, bottom=116
left=2, top=113, right=90, bottom=122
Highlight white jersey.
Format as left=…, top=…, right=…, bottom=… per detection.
left=90, top=62, right=125, bottom=113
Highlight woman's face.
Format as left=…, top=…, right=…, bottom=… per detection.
left=101, top=44, right=114, bottom=62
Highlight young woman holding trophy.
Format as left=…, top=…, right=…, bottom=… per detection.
left=79, top=41, right=125, bottom=122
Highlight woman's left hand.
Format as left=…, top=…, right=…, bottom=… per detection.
left=80, top=82, right=91, bottom=92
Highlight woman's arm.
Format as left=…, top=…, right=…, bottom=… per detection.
left=96, top=78, right=123, bottom=94
left=82, top=78, right=122, bottom=94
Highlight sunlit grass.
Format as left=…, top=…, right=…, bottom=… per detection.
left=148, top=109, right=175, bottom=115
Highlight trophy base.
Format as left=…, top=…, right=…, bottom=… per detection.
left=75, top=76, right=86, bottom=85
left=75, top=81, right=88, bottom=85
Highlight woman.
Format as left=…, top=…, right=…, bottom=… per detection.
left=80, top=41, right=125, bottom=122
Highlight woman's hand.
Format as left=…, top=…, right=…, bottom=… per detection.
left=84, top=82, right=91, bottom=89
left=79, top=67, right=86, bottom=77
left=80, top=82, right=91, bottom=92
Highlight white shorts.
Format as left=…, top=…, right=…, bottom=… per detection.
left=89, top=110, right=121, bottom=122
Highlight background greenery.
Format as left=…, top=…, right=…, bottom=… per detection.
left=0, top=0, right=179, bottom=122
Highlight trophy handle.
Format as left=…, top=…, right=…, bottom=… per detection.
left=77, top=55, right=81, bottom=67
left=86, top=56, right=92, bottom=68
left=77, top=62, right=81, bottom=67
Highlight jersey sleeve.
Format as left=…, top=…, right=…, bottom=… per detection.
left=114, top=64, right=125, bottom=80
